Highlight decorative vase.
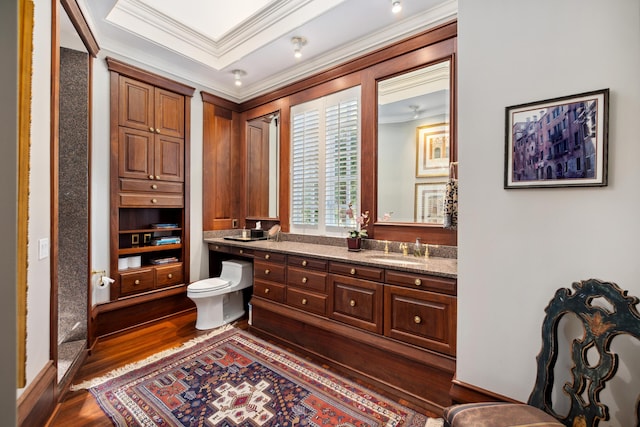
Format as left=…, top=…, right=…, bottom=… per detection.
left=346, top=237, right=361, bottom=252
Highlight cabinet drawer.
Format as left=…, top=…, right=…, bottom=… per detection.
left=254, top=251, right=286, bottom=263
left=384, top=285, right=456, bottom=356
left=254, top=260, right=286, bottom=283
left=119, top=178, right=183, bottom=194
left=230, top=246, right=253, bottom=257
left=329, top=275, right=382, bottom=333
left=286, top=288, right=327, bottom=316
left=253, top=279, right=285, bottom=303
left=119, top=268, right=154, bottom=296
left=208, top=243, right=230, bottom=253
left=385, top=270, right=457, bottom=295
left=155, top=263, right=183, bottom=288
left=329, top=261, right=384, bottom=282
left=288, top=255, right=327, bottom=271
left=120, top=193, right=183, bottom=207
left=287, top=267, right=327, bottom=293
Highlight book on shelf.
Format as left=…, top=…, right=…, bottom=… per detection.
left=150, top=256, right=179, bottom=265
left=150, top=236, right=181, bottom=245
left=151, top=223, right=179, bottom=229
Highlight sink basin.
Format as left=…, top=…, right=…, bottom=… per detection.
left=366, top=255, right=427, bottom=266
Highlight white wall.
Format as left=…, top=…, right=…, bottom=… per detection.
left=457, top=0, right=640, bottom=403
left=19, top=0, right=53, bottom=395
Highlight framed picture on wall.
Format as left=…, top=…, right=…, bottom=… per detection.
left=416, top=123, right=449, bottom=177
left=504, top=89, right=609, bottom=189
left=414, top=182, right=445, bottom=223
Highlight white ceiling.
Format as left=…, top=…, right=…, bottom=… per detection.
left=67, top=0, right=456, bottom=103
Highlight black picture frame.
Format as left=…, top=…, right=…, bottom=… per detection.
left=504, top=89, right=609, bottom=189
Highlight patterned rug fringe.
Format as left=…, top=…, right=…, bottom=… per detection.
left=69, top=324, right=235, bottom=391
left=425, top=418, right=444, bottom=427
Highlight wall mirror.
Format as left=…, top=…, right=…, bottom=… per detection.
left=246, top=112, right=280, bottom=219
left=377, top=60, right=451, bottom=224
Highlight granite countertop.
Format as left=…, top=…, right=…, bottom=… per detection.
left=204, top=237, right=457, bottom=279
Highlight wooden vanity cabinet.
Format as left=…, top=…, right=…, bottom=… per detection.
left=249, top=254, right=457, bottom=414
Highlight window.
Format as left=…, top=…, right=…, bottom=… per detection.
left=290, top=86, right=361, bottom=236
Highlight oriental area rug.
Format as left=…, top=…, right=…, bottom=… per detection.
left=72, top=326, right=443, bottom=427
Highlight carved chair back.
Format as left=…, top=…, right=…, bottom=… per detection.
left=528, top=279, right=640, bottom=426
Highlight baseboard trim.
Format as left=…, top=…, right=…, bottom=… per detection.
left=449, top=377, right=520, bottom=405
left=17, top=360, right=57, bottom=427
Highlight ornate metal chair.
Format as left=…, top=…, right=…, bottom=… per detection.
left=443, top=278, right=640, bottom=427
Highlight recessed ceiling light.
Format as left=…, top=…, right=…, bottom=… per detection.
left=291, top=36, right=307, bottom=59
left=391, top=0, right=402, bottom=14
left=232, top=69, right=246, bottom=86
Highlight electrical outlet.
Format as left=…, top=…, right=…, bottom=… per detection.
left=38, top=238, right=49, bottom=260
left=232, top=219, right=238, bottom=228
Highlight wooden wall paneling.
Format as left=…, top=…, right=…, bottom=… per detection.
left=17, top=361, right=57, bottom=427
left=202, top=101, right=242, bottom=230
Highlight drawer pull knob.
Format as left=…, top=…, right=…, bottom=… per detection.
left=134, top=279, right=140, bottom=285
left=301, top=298, right=308, bottom=305
left=239, top=249, right=244, bottom=254
left=155, top=175, right=160, bottom=180
left=156, top=129, right=161, bottom=134
left=265, top=269, right=270, bottom=275
left=151, top=198, right=158, bottom=203
left=149, top=175, right=154, bottom=180
left=167, top=273, right=173, bottom=279
left=149, top=127, right=155, bottom=132
left=302, top=260, right=307, bottom=266
left=414, top=278, right=422, bottom=286
left=414, top=316, right=422, bottom=324
left=301, top=277, right=308, bottom=284
left=151, top=184, right=158, bottom=189
left=350, top=268, right=356, bottom=275
left=264, top=288, right=270, bottom=294
left=265, top=254, right=270, bottom=260
left=214, top=245, right=220, bottom=250
left=349, top=299, right=356, bottom=307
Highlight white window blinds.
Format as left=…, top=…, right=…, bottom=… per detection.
left=290, top=86, right=361, bottom=236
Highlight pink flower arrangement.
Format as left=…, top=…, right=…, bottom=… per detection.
left=346, top=203, right=369, bottom=238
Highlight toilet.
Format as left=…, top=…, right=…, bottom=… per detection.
left=187, top=260, right=253, bottom=330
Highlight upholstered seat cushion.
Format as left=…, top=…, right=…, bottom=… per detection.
left=443, top=402, right=564, bottom=427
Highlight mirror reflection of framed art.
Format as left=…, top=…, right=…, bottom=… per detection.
left=416, top=123, right=449, bottom=177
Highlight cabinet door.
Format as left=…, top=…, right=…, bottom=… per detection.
left=155, top=88, right=184, bottom=138
left=329, top=274, right=382, bottom=333
left=154, top=134, right=184, bottom=182
left=384, top=285, right=456, bottom=356
left=119, top=76, right=154, bottom=132
left=118, top=128, right=154, bottom=180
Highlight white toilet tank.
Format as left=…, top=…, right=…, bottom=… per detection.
left=220, top=260, right=253, bottom=289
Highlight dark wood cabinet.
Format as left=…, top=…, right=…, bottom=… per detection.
left=98, top=58, right=195, bottom=341
left=249, top=251, right=457, bottom=414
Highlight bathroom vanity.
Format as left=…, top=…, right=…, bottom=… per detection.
left=206, top=237, right=457, bottom=414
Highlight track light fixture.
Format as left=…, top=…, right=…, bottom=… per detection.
left=291, top=36, right=307, bottom=59
left=232, top=69, right=246, bottom=87
left=391, top=0, right=402, bottom=14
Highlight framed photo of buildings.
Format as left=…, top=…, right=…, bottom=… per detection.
left=414, top=182, right=445, bottom=224
left=504, top=89, right=609, bottom=189
left=416, top=123, right=449, bottom=177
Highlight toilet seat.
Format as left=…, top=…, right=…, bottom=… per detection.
left=187, top=278, right=230, bottom=293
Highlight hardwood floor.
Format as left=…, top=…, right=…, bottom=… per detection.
left=48, top=310, right=440, bottom=425
left=49, top=310, right=208, bottom=426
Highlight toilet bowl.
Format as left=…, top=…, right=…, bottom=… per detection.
left=187, top=260, right=253, bottom=330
